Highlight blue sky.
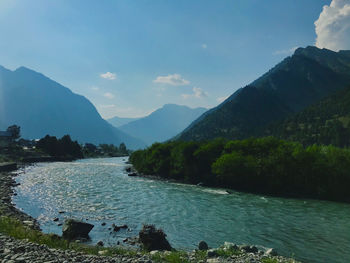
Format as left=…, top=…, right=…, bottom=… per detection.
left=0, top=0, right=339, bottom=118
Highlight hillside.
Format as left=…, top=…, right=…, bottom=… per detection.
left=267, top=86, right=350, bottom=147
left=118, top=104, right=207, bottom=145
left=177, top=46, right=350, bottom=141
left=107, top=116, right=140, bottom=127
left=0, top=66, right=145, bottom=149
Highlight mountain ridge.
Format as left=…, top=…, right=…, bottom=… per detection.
left=118, top=104, right=207, bottom=145
left=177, top=46, right=350, bottom=141
left=0, top=66, right=145, bottom=149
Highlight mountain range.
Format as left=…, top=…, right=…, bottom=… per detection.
left=267, top=85, right=350, bottom=147
left=114, top=104, right=207, bottom=145
left=0, top=66, right=145, bottom=149
left=107, top=116, right=140, bottom=128
left=177, top=46, right=350, bottom=142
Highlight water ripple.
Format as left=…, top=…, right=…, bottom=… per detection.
left=13, top=157, right=350, bottom=263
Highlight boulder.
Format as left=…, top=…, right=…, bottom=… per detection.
left=265, top=248, right=278, bottom=256
left=198, top=241, right=208, bottom=250
left=139, top=224, right=172, bottom=251
left=62, top=219, right=94, bottom=240
left=207, top=249, right=218, bottom=257
left=240, top=245, right=258, bottom=253
left=112, top=224, right=128, bottom=232
left=128, top=173, right=137, bottom=177
left=97, top=241, right=104, bottom=247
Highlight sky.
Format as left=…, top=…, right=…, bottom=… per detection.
left=0, top=0, right=349, bottom=119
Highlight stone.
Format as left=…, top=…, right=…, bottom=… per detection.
left=62, top=219, right=94, bottom=240
left=265, top=248, right=278, bottom=256
left=139, top=224, right=172, bottom=251
left=223, top=242, right=238, bottom=250
left=207, top=249, right=218, bottom=257
left=101, top=222, right=106, bottom=226
left=240, top=245, right=258, bottom=253
left=198, top=241, right=208, bottom=251
left=53, top=217, right=59, bottom=222
left=97, top=241, right=104, bottom=247
left=113, top=224, right=128, bottom=232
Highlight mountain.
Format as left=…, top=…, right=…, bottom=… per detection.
left=177, top=46, right=350, bottom=141
left=118, top=104, right=207, bottom=145
left=267, top=86, right=350, bottom=147
left=107, top=116, right=140, bottom=127
left=0, top=66, right=145, bottom=149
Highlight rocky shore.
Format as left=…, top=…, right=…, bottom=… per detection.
left=0, top=167, right=299, bottom=263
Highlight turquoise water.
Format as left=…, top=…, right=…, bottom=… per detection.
left=13, top=157, right=350, bottom=263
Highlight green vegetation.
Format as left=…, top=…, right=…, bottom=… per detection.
left=83, top=143, right=130, bottom=158
left=0, top=124, right=131, bottom=162
left=37, top=135, right=83, bottom=159
left=0, top=216, right=136, bottom=256
left=130, top=137, right=350, bottom=202
left=151, top=251, right=190, bottom=263
left=178, top=47, right=350, bottom=142
left=268, top=86, right=350, bottom=147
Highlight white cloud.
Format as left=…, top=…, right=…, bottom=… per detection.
left=273, top=46, right=298, bottom=56
left=103, top=92, right=115, bottom=99
left=216, top=95, right=229, bottom=103
left=100, top=72, right=117, bottom=80
left=202, top=43, right=207, bottom=49
left=100, top=104, right=116, bottom=108
left=315, top=0, right=350, bottom=51
left=153, top=74, right=190, bottom=86
left=182, top=87, right=208, bottom=99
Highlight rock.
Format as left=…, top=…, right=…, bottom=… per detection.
left=125, top=167, right=132, bottom=173
left=128, top=173, right=137, bottom=177
left=58, top=211, right=65, bottom=214
left=207, top=259, right=220, bottom=263
left=149, top=250, right=159, bottom=255
left=197, top=182, right=204, bottom=186
left=113, top=224, right=128, bottom=232
left=97, top=241, right=104, bottom=247
left=266, top=248, right=278, bottom=256
left=207, top=249, right=218, bottom=257
left=98, top=250, right=108, bottom=256
left=62, top=219, right=94, bottom=240
left=198, top=241, right=208, bottom=250
left=139, top=224, right=172, bottom=251
left=53, top=217, right=59, bottom=222
left=101, top=222, right=106, bottom=226
left=240, top=245, right=258, bottom=253
left=223, top=242, right=238, bottom=250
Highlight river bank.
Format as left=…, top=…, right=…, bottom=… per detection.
left=1, top=163, right=300, bottom=263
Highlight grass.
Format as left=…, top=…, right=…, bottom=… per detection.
left=151, top=251, right=190, bottom=263
left=261, top=257, right=298, bottom=263
left=0, top=216, right=137, bottom=257
left=215, top=247, right=241, bottom=257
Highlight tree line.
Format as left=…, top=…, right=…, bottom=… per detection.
left=130, top=137, right=350, bottom=202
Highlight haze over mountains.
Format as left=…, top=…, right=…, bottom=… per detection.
left=112, top=104, right=207, bottom=145
left=0, top=66, right=145, bottom=149
left=177, top=46, right=350, bottom=141
left=107, top=116, right=140, bottom=128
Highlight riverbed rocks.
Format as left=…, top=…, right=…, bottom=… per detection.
left=62, top=219, right=94, bottom=240
left=138, top=224, right=172, bottom=251
left=198, top=240, right=209, bottom=250
left=112, top=224, right=128, bottom=232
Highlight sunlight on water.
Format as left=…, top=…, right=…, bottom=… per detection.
left=13, top=157, right=350, bottom=263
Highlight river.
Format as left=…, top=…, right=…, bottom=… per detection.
left=12, top=157, right=350, bottom=263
